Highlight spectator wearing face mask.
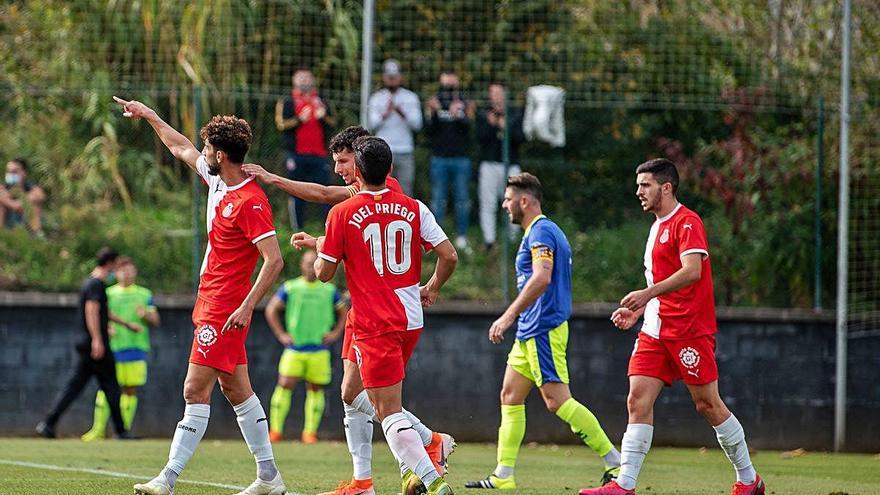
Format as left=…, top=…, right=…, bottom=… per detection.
left=276, top=68, right=336, bottom=229
left=2, top=158, right=46, bottom=237
left=367, top=59, right=423, bottom=197
left=425, top=70, right=475, bottom=251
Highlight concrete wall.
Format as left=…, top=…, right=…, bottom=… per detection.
left=1, top=293, right=877, bottom=452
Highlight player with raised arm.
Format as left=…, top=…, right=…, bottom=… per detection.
left=579, top=159, right=764, bottom=495
left=466, top=173, right=621, bottom=490
left=114, top=97, right=288, bottom=495
left=248, top=126, right=455, bottom=495
left=292, top=136, right=458, bottom=495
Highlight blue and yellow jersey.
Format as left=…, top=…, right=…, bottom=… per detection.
left=515, top=215, right=572, bottom=340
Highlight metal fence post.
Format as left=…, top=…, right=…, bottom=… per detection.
left=814, top=96, right=824, bottom=310
left=834, top=0, right=852, bottom=453
left=359, top=0, right=375, bottom=127
left=500, top=100, right=511, bottom=303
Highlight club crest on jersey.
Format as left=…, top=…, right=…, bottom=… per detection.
left=222, top=203, right=234, bottom=218
left=678, top=346, right=700, bottom=369
left=196, top=324, right=218, bottom=347
left=659, top=228, right=670, bottom=244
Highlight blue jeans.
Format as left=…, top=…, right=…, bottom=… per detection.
left=285, top=152, right=329, bottom=229
left=430, top=156, right=471, bottom=237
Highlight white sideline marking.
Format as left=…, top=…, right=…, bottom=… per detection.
left=0, top=459, right=305, bottom=494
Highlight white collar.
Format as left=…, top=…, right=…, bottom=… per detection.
left=656, top=202, right=682, bottom=223
left=357, top=188, right=390, bottom=196
left=223, top=176, right=254, bottom=191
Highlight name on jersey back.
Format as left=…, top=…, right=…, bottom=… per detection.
left=347, top=202, right=417, bottom=229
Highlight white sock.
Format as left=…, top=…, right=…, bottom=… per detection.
left=351, top=390, right=376, bottom=418
left=494, top=465, right=514, bottom=479
left=233, top=394, right=277, bottom=481
left=714, top=414, right=756, bottom=484
left=602, top=447, right=622, bottom=468
left=163, top=403, right=210, bottom=484
left=352, top=390, right=433, bottom=447
left=617, top=423, right=653, bottom=490
left=403, top=409, right=434, bottom=446
left=382, top=412, right=439, bottom=486
left=343, top=401, right=374, bottom=480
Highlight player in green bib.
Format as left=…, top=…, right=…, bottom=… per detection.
left=266, top=249, right=347, bottom=443
left=82, top=256, right=160, bottom=441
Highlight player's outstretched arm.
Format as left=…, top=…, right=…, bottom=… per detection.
left=113, top=96, right=201, bottom=171
left=420, top=240, right=458, bottom=308
left=243, top=164, right=352, bottom=205
left=488, top=257, right=553, bottom=344
left=222, top=236, right=284, bottom=333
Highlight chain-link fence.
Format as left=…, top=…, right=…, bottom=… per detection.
left=0, top=0, right=875, bottom=309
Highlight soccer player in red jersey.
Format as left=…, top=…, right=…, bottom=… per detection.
left=292, top=136, right=458, bottom=495
left=579, top=159, right=764, bottom=495
left=114, top=97, right=288, bottom=495
left=248, top=127, right=455, bottom=495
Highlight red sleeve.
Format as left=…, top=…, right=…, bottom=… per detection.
left=319, top=204, right=346, bottom=264
left=237, top=196, right=276, bottom=243
left=677, top=215, right=709, bottom=257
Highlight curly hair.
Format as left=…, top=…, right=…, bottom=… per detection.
left=199, top=115, right=252, bottom=163
left=329, top=126, right=370, bottom=154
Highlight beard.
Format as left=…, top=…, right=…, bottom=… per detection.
left=508, top=207, right=524, bottom=225
left=207, top=161, right=221, bottom=176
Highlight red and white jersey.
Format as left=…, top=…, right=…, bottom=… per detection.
left=641, top=203, right=716, bottom=340
left=319, top=188, right=447, bottom=338
left=196, top=156, right=277, bottom=307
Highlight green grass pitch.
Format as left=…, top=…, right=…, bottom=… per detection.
left=0, top=438, right=876, bottom=494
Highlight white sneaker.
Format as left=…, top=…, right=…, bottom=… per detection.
left=134, top=478, right=174, bottom=495
left=233, top=471, right=287, bottom=495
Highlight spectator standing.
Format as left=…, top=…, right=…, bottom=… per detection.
left=276, top=69, right=335, bottom=229
left=367, top=59, right=422, bottom=196
left=426, top=70, right=474, bottom=251
left=3, top=158, right=46, bottom=236
left=36, top=248, right=132, bottom=440
left=477, top=83, right=526, bottom=251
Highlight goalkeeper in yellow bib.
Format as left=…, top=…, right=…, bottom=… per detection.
left=265, top=249, right=347, bottom=444
left=82, top=256, right=160, bottom=440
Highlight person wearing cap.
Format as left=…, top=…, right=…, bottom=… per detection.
left=36, top=247, right=133, bottom=440
left=367, top=59, right=423, bottom=197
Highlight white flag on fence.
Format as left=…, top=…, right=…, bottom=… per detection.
left=524, top=85, right=566, bottom=147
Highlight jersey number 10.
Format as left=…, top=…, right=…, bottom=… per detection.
left=363, top=221, right=413, bottom=276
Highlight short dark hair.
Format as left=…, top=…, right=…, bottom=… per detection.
left=352, top=136, right=392, bottom=186
left=10, top=157, right=28, bottom=170
left=636, top=158, right=679, bottom=194
left=96, top=247, right=119, bottom=267
left=199, top=115, right=252, bottom=163
left=507, top=173, right=543, bottom=203
left=329, top=126, right=371, bottom=154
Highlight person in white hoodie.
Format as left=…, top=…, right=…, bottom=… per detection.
left=367, top=59, right=423, bottom=196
